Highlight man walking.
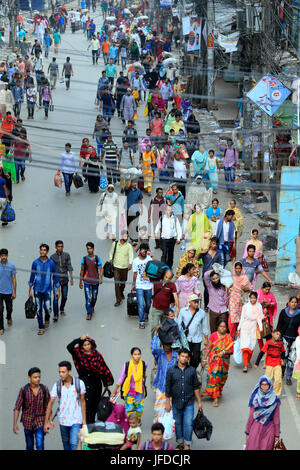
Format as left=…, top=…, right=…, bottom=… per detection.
left=165, top=348, right=203, bottom=450
left=151, top=269, right=178, bottom=336
left=198, top=236, right=222, bottom=311
left=50, top=240, right=74, bottom=321
left=0, top=248, right=16, bottom=335
left=13, top=367, right=50, bottom=450
left=214, top=210, right=236, bottom=268
left=62, top=57, right=74, bottom=90
left=109, top=230, right=133, bottom=307
left=148, top=187, right=165, bottom=249
left=218, top=137, right=239, bottom=193
left=105, top=58, right=117, bottom=86
left=79, top=242, right=102, bottom=320
left=48, top=57, right=59, bottom=89
left=177, top=294, right=209, bottom=370
left=132, top=243, right=153, bottom=329
left=101, top=133, right=120, bottom=185
left=154, top=205, right=182, bottom=269
left=87, top=34, right=100, bottom=65
left=44, top=361, right=86, bottom=451
left=240, top=244, right=274, bottom=286
left=164, top=183, right=185, bottom=226
left=125, top=179, right=143, bottom=245
left=28, top=244, right=60, bottom=335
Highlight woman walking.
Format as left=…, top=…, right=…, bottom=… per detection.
left=183, top=203, right=212, bottom=253
left=277, top=296, right=300, bottom=386
left=201, top=320, right=234, bottom=407
left=86, top=145, right=100, bottom=193
left=256, top=282, right=277, bottom=350
left=110, top=347, right=147, bottom=420
left=245, top=375, right=281, bottom=450
left=40, top=80, right=52, bottom=119
left=67, top=334, right=114, bottom=424
left=237, top=292, right=264, bottom=373
left=243, top=228, right=264, bottom=260
left=141, top=144, right=156, bottom=195
left=176, top=263, right=201, bottom=310
left=227, top=199, right=243, bottom=239
left=228, top=262, right=252, bottom=339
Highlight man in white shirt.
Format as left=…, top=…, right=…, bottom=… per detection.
left=155, top=205, right=182, bottom=269
left=44, top=360, right=86, bottom=450
left=132, top=243, right=153, bottom=329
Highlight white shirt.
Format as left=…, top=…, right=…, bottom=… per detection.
left=214, top=219, right=235, bottom=242
left=155, top=214, right=182, bottom=241
left=132, top=255, right=153, bottom=290
left=173, top=159, right=186, bottom=179
left=51, top=379, right=86, bottom=426
left=75, top=11, right=80, bottom=21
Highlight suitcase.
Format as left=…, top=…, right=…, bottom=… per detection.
left=127, top=292, right=139, bottom=316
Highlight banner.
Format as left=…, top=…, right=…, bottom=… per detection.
left=160, top=0, right=172, bottom=7
left=247, top=74, right=291, bottom=117
left=186, top=17, right=202, bottom=56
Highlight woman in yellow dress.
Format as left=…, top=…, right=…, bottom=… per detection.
left=183, top=203, right=212, bottom=259
left=227, top=199, right=243, bottom=239
left=142, top=144, right=156, bottom=195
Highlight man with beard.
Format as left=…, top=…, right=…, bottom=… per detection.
left=204, top=270, right=228, bottom=333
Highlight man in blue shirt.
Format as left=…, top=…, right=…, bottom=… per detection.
left=0, top=248, right=16, bottom=335
left=109, top=42, right=118, bottom=64
left=125, top=179, right=143, bottom=245
left=11, top=80, right=24, bottom=118
left=29, top=243, right=60, bottom=335
left=165, top=184, right=185, bottom=226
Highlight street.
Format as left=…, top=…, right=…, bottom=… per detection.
left=0, top=9, right=300, bottom=451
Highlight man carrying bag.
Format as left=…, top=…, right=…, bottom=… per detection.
left=109, top=230, right=133, bottom=307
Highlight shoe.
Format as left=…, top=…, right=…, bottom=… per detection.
left=243, top=367, right=248, bottom=373
left=7, top=319, right=12, bottom=326
left=0, top=329, right=4, bottom=335
left=139, top=323, right=145, bottom=329
left=37, top=329, right=45, bottom=335
left=121, top=294, right=125, bottom=300
left=60, top=311, right=66, bottom=316
left=45, top=320, right=50, bottom=328
left=286, top=378, right=292, bottom=386
left=86, top=314, right=92, bottom=320
left=53, top=317, right=58, bottom=322
left=114, top=301, right=121, bottom=307
left=21, top=176, right=25, bottom=181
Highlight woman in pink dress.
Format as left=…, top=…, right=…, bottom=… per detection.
left=256, top=282, right=277, bottom=350
left=175, top=263, right=201, bottom=310
left=245, top=375, right=281, bottom=450
left=228, top=262, right=252, bottom=339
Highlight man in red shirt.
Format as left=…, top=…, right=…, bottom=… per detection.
left=11, top=131, right=32, bottom=183
left=254, top=329, right=285, bottom=396
left=151, top=269, right=178, bottom=337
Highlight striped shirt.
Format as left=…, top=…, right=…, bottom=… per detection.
left=103, top=142, right=119, bottom=165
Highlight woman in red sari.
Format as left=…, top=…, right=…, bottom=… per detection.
left=201, top=321, right=234, bottom=407
left=80, top=137, right=90, bottom=181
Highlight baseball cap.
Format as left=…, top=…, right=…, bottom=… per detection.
left=188, top=294, right=200, bottom=302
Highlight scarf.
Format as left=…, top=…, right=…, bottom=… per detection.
left=232, top=262, right=252, bottom=292
left=106, top=403, right=129, bottom=434
left=122, top=359, right=143, bottom=397
left=248, top=375, right=280, bottom=425
left=73, top=337, right=114, bottom=386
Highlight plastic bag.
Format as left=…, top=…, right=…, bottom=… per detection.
left=134, top=111, right=138, bottom=120
left=100, top=169, right=107, bottom=190
left=212, top=263, right=233, bottom=288
left=288, top=272, right=300, bottom=288
left=158, top=412, right=175, bottom=440
left=54, top=172, right=62, bottom=188
left=233, top=337, right=242, bottom=365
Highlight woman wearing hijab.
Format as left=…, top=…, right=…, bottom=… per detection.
left=201, top=320, right=234, bottom=407
left=106, top=403, right=129, bottom=435
left=237, top=291, right=264, bottom=373
left=245, top=375, right=281, bottom=450
left=228, top=262, right=252, bottom=339
left=79, top=137, right=90, bottom=181
left=97, top=183, right=119, bottom=239
left=67, top=334, right=114, bottom=424
left=277, top=296, right=300, bottom=386
left=86, top=144, right=100, bottom=193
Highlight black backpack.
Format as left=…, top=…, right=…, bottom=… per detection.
left=25, top=297, right=37, bottom=319
left=120, top=361, right=147, bottom=399
left=97, top=389, right=114, bottom=422
left=22, top=383, right=47, bottom=411
left=158, top=318, right=180, bottom=345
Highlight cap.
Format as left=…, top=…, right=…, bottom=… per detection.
left=107, top=183, right=114, bottom=189
left=188, top=294, right=200, bottom=302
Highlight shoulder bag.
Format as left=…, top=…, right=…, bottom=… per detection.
left=103, top=240, right=118, bottom=278
left=181, top=309, right=199, bottom=337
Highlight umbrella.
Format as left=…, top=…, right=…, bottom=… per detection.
left=162, top=57, right=177, bottom=65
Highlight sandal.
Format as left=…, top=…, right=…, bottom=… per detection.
left=139, top=323, right=145, bottom=329
left=176, top=443, right=184, bottom=450
left=37, top=329, right=45, bottom=335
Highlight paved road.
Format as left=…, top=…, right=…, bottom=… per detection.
left=1, top=11, right=300, bottom=450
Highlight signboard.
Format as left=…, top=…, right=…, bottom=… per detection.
left=247, top=74, right=291, bottom=117
left=160, top=0, right=172, bottom=7
left=186, top=17, right=202, bottom=56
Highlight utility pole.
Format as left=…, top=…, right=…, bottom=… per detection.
left=207, top=0, right=215, bottom=108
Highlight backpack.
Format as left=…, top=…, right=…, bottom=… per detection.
left=158, top=317, right=180, bottom=345
left=120, top=361, right=147, bottom=399
left=53, top=377, right=81, bottom=419
left=144, top=440, right=169, bottom=450
left=22, top=383, right=47, bottom=411
left=145, top=259, right=170, bottom=281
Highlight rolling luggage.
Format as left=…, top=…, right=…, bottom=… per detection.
left=83, top=422, right=125, bottom=450
left=127, top=292, right=139, bottom=316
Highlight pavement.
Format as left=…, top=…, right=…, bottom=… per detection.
left=0, top=8, right=300, bottom=451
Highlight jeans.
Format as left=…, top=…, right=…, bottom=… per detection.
left=53, top=284, right=68, bottom=317
left=103, top=107, right=112, bottom=123
left=35, top=70, right=42, bottom=87
left=15, top=158, right=26, bottom=182
left=84, top=282, right=99, bottom=315
left=92, top=49, right=98, bottom=64
left=13, top=101, right=22, bottom=117
left=43, top=100, right=50, bottom=117
left=0, top=293, right=13, bottom=330
left=24, top=425, right=45, bottom=450
left=45, top=44, right=49, bottom=57
left=218, top=242, right=230, bottom=268
left=60, top=423, right=81, bottom=450
left=136, top=288, right=152, bottom=324
left=34, top=291, right=51, bottom=329
left=224, top=166, right=235, bottom=190
left=172, top=403, right=194, bottom=445
left=62, top=172, right=73, bottom=193
left=27, top=101, right=35, bottom=118
left=103, top=52, right=109, bottom=64
left=121, top=56, right=127, bottom=70
left=65, top=74, right=71, bottom=90
left=95, top=138, right=103, bottom=155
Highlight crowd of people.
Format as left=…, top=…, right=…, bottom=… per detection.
left=0, top=0, right=299, bottom=454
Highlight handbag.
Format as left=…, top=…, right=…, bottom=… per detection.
left=1, top=202, right=15, bottom=222
left=273, top=438, right=287, bottom=450
left=25, top=297, right=37, bottom=319
left=258, top=254, right=269, bottom=271
left=261, top=316, right=272, bottom=338
left=103, top=240, right=118, bottom=278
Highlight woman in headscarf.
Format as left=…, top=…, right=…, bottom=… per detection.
left=175, top=246, right=199, bottom=280
left=79, top=137, right=90, bottom=181
left=86, top=144, right=100, bottom=193
left=256, top=282, right=277, bottom=350
left=175, top=263, right=201, bottom=310
left=97, top=183, right=119, bottom=239
left=201, top=320, right=234, bottom=407
left=183, top=203, right=212, bottom=254
left=245, top=375, right=281, bottom=450
left=277, top=296, right=300, bottom=386
left=110, top=347, right=147, bottom=420
left=106, top=403, right=129, bottom=435
left=237, top=292, right=264, bottom=373
left=228, top=262, right=252, bottom=339
left=67, top=334, right=114, bottom=424
left=243, top=228, right=266, bottom=266
left=227, top=199, right=243, bottom=239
